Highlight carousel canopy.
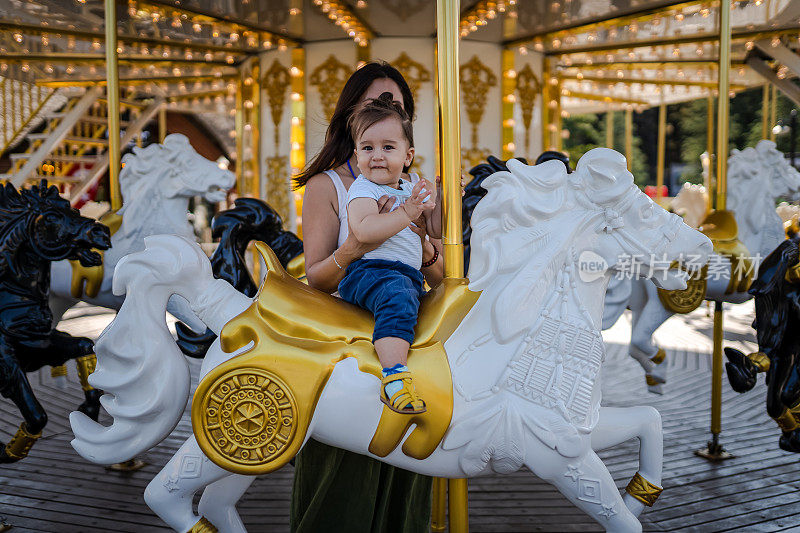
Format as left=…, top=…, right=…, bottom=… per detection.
left=0, top=0, right=797, bottom=113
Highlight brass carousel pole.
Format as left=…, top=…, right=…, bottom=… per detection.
left=235, top=72, right=245, bottom=195
left=104, top=0, right=121, bottom=210
left=770, top=84, right=777, bottom=142
left=437, top=0, right=467, bottom=530
left=762, top=84, right=770, bottom=139
left=697, top=0, right=733, bottom=462
left=605, top=110, right=614, bottom=149
left=542, top=58, right=551, bottom=153
left=705, top=95, right=714, bottom=213
left=656, top=97, right=666, bottom=204
left=625, top=107, right=633, bottom=172
left=158, top=104, right=167, bottom=142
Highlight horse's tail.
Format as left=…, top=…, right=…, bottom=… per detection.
left=70, top=235, right=250, bottom=464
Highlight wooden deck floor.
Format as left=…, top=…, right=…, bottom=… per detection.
left=2, top=302, right=799, bottom=532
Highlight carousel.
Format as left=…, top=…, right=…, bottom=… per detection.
left=1, top=0, right=800, bottom=531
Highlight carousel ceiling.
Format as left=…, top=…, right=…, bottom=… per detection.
left=0, top=0, right=798, bottom=113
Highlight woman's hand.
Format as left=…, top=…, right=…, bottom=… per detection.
left=339, top=194, right=398, bottom=259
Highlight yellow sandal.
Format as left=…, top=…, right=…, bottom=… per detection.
left=380, top=372, right=427, bottom=414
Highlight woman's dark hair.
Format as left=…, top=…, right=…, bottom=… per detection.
left=293, top=61, right=415, bottom=188
left=348, top=92, right=414, bottom=148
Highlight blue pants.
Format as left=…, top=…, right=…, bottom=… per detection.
left=338, top=259, right=425, bottom=344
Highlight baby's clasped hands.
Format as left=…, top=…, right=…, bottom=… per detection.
left=401, top=180, right=436, bottom=221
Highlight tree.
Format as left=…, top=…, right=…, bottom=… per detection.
left=561, top=112, right=650, bottom=186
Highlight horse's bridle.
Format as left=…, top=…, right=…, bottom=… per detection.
left=595, top=185, right=685, bottom=271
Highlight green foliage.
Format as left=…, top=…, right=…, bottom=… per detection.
left=562, top=112, right=650, bottom=186
left=678, top=87, right=800, bottom=184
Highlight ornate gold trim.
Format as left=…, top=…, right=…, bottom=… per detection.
left=265, top=155, right=290, bottom=221
left=516, top=63, right=539, bottom=156
left=625, top=472, right=663, bottom=507
left=189, top=516, right=218, bottom=533
left=309, top=55, right=353, bottom=121
left=76, top=354, right=97, bottom=392
left=50, top=365, right=68, bottom=378
left=390, top=52, right=431, bottom=104
left=657, top=264, right=708, bottom=314
left=459, top=55, right=497, bottom=151
left=263, top=59, right=290, bottom=151
left=5, top=423, right=41, bottom=461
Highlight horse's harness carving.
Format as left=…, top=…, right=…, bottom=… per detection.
left=192, top=242, right=479, bottom=475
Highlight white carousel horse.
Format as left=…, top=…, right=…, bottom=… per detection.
left=48, top=133, right=234, bottom=333
left=670, top=182, right=708, bottom=229
left=603, top=140, right=800, bottom=393
left=70, top=148, right=711, bottom=532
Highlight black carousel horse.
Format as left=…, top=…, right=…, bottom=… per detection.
left=0, top=180, right=110, bottom=462
left=177, top=153, right=570, bottom=358
left=725, top=239, right=800, bottom=452
left=175, top=198, right=303, bottom=358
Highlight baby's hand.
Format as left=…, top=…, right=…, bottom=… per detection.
left=402, top=180, right=435, bottom=221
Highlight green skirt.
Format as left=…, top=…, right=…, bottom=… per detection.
left=291, top=438, right=432, bottom=533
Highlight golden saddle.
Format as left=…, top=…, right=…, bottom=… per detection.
left=192, top=242, right=479, bottom=476
left=698, top=210, right=753, bottom=294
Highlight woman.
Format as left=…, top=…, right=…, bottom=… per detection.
left=290, top=61, right=442, bottom=532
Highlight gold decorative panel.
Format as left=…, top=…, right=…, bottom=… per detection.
left=390, top=52, right=431, bottom=104
left=516, top=63, right=540, bottom=157
left=460, top=55, right=496, bottom=169
left=266, top=155, right=290, bottom=221
left=263, top=59, right=291, bottom=150
left=310, top=55, right=354, bottom=121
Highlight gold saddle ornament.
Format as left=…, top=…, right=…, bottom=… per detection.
left=658, top=209, right=752, bottom=313
left=69, top=210, right=123, bottom=298
left=192, top=242, right=480, bottom=476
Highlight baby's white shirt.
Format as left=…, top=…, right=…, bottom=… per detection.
left=346, top=175, right=422, bottom=269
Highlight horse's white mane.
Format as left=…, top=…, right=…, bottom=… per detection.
left=468, top=149, right=633, bottom=343
left=728, top=140, right=796, bottom=256
left=118, top=134, right=196, bottom=216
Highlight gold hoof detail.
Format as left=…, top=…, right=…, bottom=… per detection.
left=76, top=354, right=97, bottom=391
left=196, top=368, right=297, bottom=472
left=5, top=423, right=41, bottom=461
left=747, top=351, right=770, bottom=373
left=650, top=348, right=666, bottom=365
left=626, top=472, right=663, bottom=507
left=645, top=375, right=660, bottom=387
left=189, top=517, right=218, bottom=533
left=50, top=365, right=67, bottom=378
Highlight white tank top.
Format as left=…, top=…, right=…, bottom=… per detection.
left=324, top=168, right=421, bottom=249
left=324, top=169, right=350, bottom=247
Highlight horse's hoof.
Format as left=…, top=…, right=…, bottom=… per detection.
left=647, top=384, right=664, bottom=395
left=78, top=389, right=103, bottom=422
left=724, top=348, right=757, bottom=393
left=0, top=444, right=18, bottom=464
left=779, top=429, right=800, bottom=453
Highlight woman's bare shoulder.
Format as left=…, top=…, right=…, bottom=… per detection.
left=303, top=172, right=339, bottom=209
